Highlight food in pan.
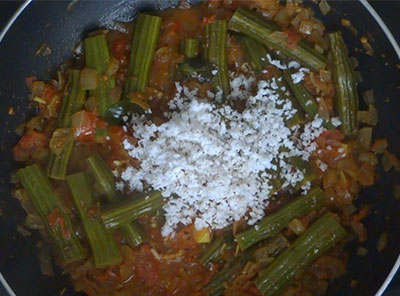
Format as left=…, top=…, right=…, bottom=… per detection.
left=12, top=1, right=386, bottom=295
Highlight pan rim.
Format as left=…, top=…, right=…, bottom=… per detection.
left=0, top=0, right=399, bottom=295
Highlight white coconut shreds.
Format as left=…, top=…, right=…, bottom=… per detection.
left=228, top=72, right=255, bottom=101
left=266, top=54, right=304, bottom=71
left=118, top=76, right=334, bottom=237
left=291, top=67, right=310, bottom=84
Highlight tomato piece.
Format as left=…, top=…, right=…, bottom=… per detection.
left=283, top=28, right=302, bottom=49
left=112, top=38, right=129, bottom=61
left=171, top=20, right=180, bottom=33
left=135, top=245, right=159, bottom=284
left=47, top=208, right=71, bottom=238
left=314, top=129, right=346, bottom=167
left=96, top=117, right=108, bottom=130
left=320, top=129, right=345, bottom=142
left=108, top=125, right=126, bottom=143
left=71, top=111, right=100, bottom=143
left=42, top=84, right=58, bottom=103
left=107, top=128, right=140, bottom=167
left=13, top=130, right=48, bottom=161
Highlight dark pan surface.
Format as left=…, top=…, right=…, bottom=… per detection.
left=0, top=1, right=399, bottom=295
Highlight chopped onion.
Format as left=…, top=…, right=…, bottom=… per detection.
left=382, top=150, right=400, bottom=172
left=288, top=218, right=305, bottom=235
left=33, top=96, right=46, bottom=104
left=80, top=67, right=98, bottom=90
left=254, top=246, right=274, bottom=264
left=357, top=105, right=378, bottom=126
left=357, top=162, right=375, bottom=186
left=268, top=31, right=287, bottom=46
left=264, top=234, right=289, bottom=256
left=362, top=89, right=375, bottom=106
left=35, top=43, right=52, bottom=57
left=71, top=110, right=87, bottom=129
left=299, top=20, right=314, bottom=35
left=25, top=213, right=45, bottom=230
left=150, top=248, right=185, bottom=261
left=290, top=8, right=311, bottom=30
left=110, top=86, right=123, bottom=104
left=342, top=203, right=356, bottom=216
left=338, top=158, right=359, bottom=180
left=356, top=247, right=368, bottom=257
left=357, top=127, right=372, bottom=152
left=372, top=138, right=388, bottom=154
left=341, top=18, right=358, bottom=35
left=358, top=152, right=378, bottom=166
left=351, top=220, right=367, bottom=242
left=323, top=169, right=337, bottom=189
left=274, top=8, right=291, bottom=28
left=361, top=36, right=374, bottom=56
left=49, top=128, right=73, bottom=155
left=107, top=57, right=120, bottom=76
left=8, top=106, right=15, bottom=115
left=377, top=232, right=388, bottom=252
left=319, top=70, right=332, bottom=82
left=232, top=220, right=247, bottom=236
left=31, top=81, right=45, bottom=98
left=290, top=15, right=302, bottom=29
left=317, top=97, right=330, bottom=121
left=48, top=94, right=61, bottom=118
left=310, top=72, right=332, bottom=95
left=319, top=0, right=331, bottom=15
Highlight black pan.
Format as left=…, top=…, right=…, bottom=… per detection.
left=0, top=1, right=399, bottom=295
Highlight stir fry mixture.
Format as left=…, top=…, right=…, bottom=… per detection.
left=12, top=1, right=391, bottom=295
